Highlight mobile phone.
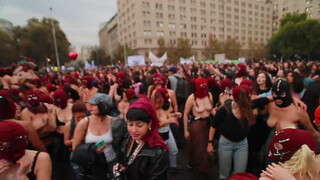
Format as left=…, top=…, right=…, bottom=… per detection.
left=95, top=140, right=105, bottom=148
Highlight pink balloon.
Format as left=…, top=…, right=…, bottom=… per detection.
left=68, top=52, right=78, bottom=60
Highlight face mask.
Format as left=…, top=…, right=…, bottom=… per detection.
left=272, top=79, right=292, bottom=108
left=195, top=77, right=208, bottom=98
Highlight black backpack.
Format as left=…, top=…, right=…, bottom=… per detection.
left=176, top=77, right=192, bottom=104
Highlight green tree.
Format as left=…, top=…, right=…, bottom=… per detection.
left=11, top=17, right=71, bottom=67
left=0, top=30, right=18, bottom=66
left=204, top=36, right=223, bottom=59
left=222, top=37, right=242, bottom=59
left=156, top=38, right=167, bottom=57
left=246, top=39, right=267, bottom=60
left=112, top=44, right=138, bottom=64
left=90, top=47, right=110, bottom=65
left=280, top=13, right=307, bottom=27
left=267, top=13, right=320, bottom=60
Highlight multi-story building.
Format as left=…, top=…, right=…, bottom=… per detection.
left=80, top=46, right=93, bottom=62
left=99, top=14, right=118, bottom=60
left=272, top=0, right=320, bottom=32
left=0, top=18, right=13, bottom=37
left=101, top=0, right=273, bottom=60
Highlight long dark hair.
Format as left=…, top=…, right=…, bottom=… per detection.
left=237, top=89, right=255, bottom=127
left=253, top=72, right=272, bottom=95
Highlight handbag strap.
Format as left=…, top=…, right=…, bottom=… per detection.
left=85, top=117, right=90, bottom=138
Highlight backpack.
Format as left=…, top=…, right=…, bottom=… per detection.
left=176, top=77, right=192, bottom=104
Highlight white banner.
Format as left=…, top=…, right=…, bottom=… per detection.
left=150, top=51, right=167, bottom=66
left=180, top=56, right=195, bottom=64
left=238, top=57, right=246, bottom=63
left=128, top=55, right=146, bottom=67
left=215, top=54, right=225, bottom=63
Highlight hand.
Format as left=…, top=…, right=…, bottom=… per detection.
left=211, top=107, right=218, bottom=115
left=184, top=131, right=190, bottom=140
left=15, top=155, right=32, bottom=177
left=260, top=163, right=296, bottom=180
left=207, top=143, right=214, bottom=156
left=96, top=144, right=107, bottom=154
left=293, top=97, right=307, bottom=112
left=0, top=160, right=11, bottom=174
left=113, top=163, right=125, bottom=173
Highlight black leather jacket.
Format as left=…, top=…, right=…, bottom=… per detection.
left=119, top=140, right=169, bottom=180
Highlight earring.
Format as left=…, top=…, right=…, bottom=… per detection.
left=148, top=127, right=151, bottom=131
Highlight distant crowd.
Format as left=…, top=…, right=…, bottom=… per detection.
left=0, top=58, right=320, bottom=180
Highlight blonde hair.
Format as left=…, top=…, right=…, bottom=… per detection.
left=283, top=145, right=319, bottom=179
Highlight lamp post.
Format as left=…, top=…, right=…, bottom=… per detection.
left=50, top=7, right=60, bottom=69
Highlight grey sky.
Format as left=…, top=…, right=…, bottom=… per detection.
left=0, top=0, right=117, bottom=52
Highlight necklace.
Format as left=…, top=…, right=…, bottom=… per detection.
left=126, top=140, right=144, bottom=166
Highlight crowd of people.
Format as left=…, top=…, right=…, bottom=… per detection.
left=0, top=58, right=320, bottom=180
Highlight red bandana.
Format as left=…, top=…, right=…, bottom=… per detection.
left=129, top=98, right=168, bottom=150
left=195, top=77, right=208, bottom=99
left=0, top=121, right=28, bottom=163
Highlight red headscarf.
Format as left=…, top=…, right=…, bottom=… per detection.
left=153, top=73, right=161, bottom=85
left=25, top=90, right=41, bottom=107
left=0, top=95, right=16, bottom=120
left=53, top=89, right=68, bottom=109
left=268, top=128, right=317, bottom=163
left=0, top=121, right=28, bottom=163
left=314, top=106, right=320, bottom=124
left=195, top=77, right=208, bottom=99
left=0, top=90, right=11, bottom=100
left=232, top=85, right=251, bottom=103
left=207, top=77, right=217, bottom=89
left=46, top=83, right=54, bottom=93
left=155, top=88, right=169, bottom=102
left=129, top=98, right=168, bottom=149
left=82, top=75, right=93, bottom=89
left=158, top=74, right=167, bottom=88
left=32, top=78, right=42, bottom=88
left=116, top=71, right=126, bottom=85
left=236, top=63, right=247, bottom=77
left=240, top=79, right=253, bottom=94
left=124, top=88, right=135, bottom=102
left=9, top=88, right=20, bottom=97
left=220, top=78, right=232, bottom=93
left=41, top=94, right=54, bottom=104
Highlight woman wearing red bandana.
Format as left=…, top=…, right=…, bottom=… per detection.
left=117, top=88, right=136, bottom=119
left=0, top=121, right=52, bottom=180
left=234, top=63, right=247, bottom=85
left=80, top=75, right=98, bottom=104
left=113, top=97, right=169, bottom=180
left=208, top=85, right=255, bottom=179
left=108, top=71, right=128, bottom=102
left=21, top=90, right=56, bottom=146
left=0, top=95, right=47, bottom=152
left=52, top=89, right=73, bottom=134
left=183, top=77, right=213, bottom=173
left=150, top=74, right=179, bottom=113
left=261, top=129, right=320, bottom=180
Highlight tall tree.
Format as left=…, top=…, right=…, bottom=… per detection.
left=222, top=37, right=242, bottom=59
left=0, top=30, right=18, bottom=66
left=267, top=13, right=320, bottom=60
left=10, top=17, right=71, bottom=67
left=90, top=47, right=110, bottom=65
left=156, top=37, right=167, bottom=57
left=204, top=36, right=223, bottom=60
left=112, top=44, right=138, bottom=64
left=246, top=39, right=267, bottom=60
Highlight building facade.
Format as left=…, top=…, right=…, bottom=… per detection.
left=99, top=14, right=118, bottom=61
left=272, top=0, right=320, bottom=32
left=100, top=0, right=275, bottom=60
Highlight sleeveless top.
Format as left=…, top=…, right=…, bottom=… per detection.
left=84, top=118, right=116, bottom=162
left=26, top=151, right=41, bottom=180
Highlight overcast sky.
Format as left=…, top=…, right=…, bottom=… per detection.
left=0, top=0, right=117, bottom=52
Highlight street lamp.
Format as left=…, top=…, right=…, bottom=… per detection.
left=50, top=7, right=60, bottom=69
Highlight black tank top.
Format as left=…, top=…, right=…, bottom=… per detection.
left=26, top=151, right=41, bottom=180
